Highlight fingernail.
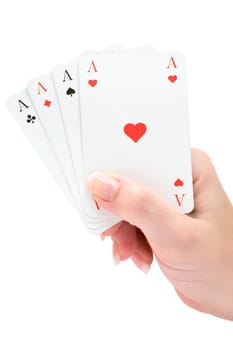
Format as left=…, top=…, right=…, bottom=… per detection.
left=139, top=262, right=151, bottom=274
left=112, top=241, right=121, bottom=266
left=88, top=173, right=120, bottom=202
left=132, top=253, right=151, bottom=274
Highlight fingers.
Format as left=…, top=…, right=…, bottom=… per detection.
left=110, top=224, right=153, bottom=273
left=106, top=221, right=138, bottom=261
left=104, top=221, right=153, bottom=273
left=134, top=228, right=153, bottom=265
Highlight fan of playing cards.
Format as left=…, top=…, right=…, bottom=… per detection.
left=7, top=45, right=194, bottom=235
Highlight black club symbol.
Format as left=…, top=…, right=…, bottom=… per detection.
left=27, top=114, right=36, bottom=124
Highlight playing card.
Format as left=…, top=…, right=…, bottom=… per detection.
left=6, top=90, right=77, bottom=210
left=52, top=59, right=95, bottom=219
left=78, top=52, right=194, bottom=215
left=71, top=46, right=158, bottom=224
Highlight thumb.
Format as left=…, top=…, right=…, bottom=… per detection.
left=87, top=173, right=191, bottom=249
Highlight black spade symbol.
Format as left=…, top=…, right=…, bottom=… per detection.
left=66, top=87, right=76, bottom=97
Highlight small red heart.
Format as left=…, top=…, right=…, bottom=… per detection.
left=168, top=75, right=177, bottom=83
left=124, top=123, right=147, bottom=143
left=174, top=178, right=184, bottom=187
left=88, top=79, right=98, bottom=87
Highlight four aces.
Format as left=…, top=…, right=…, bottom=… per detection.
left=7, top=47, right=194, bottom=235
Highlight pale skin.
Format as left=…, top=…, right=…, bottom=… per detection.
left=87, top=149, right=233, bottom=321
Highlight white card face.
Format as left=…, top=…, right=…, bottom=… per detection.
left=79, top=52, right=194, bottom=214
left=6, top=90, right=77, bottom=210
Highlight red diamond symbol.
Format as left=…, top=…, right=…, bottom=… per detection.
left=44, top=99, right=52, bottom=107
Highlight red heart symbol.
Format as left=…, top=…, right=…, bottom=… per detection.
left=174, top=178, right=184, bottom=187
left=168, top=75, right=177, bottom=83
left=123, top=123, right=147, bottom=143
left=88, top=79, right=98, bottom=87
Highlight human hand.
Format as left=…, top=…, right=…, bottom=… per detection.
left=87, top=149, right=233, bottom=320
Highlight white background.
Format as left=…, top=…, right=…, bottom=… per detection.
left=0, top=0, right=233, bottom=349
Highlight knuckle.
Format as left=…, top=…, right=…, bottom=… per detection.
left=192, top=148, right=212, bottom=164
left=192, top=148, right=216, bottom=184
left=131, top=187, right=152, bottom=214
